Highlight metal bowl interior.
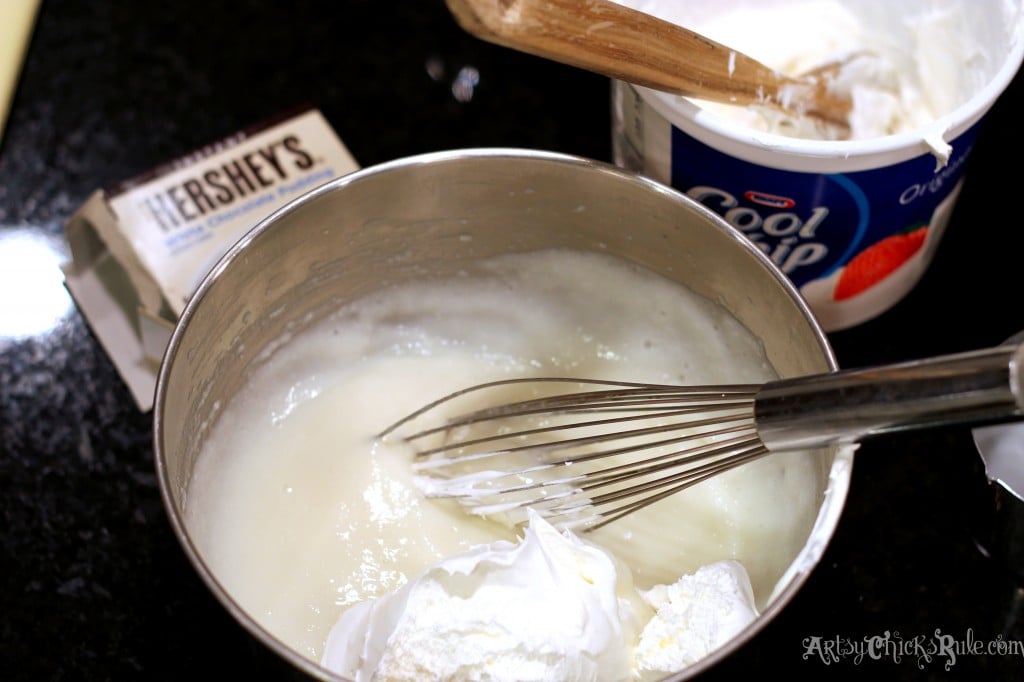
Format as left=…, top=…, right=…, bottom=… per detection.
left=153, top=148, right=853, bottom=681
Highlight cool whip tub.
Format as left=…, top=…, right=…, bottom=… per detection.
left=611, top=0, right=1024, bottom=331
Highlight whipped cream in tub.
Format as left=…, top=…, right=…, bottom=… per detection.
left=610, top=0, right=1024, bottom=331
left=184, top=249, right=820, bottom=678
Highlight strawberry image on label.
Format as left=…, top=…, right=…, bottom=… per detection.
left=833, top=226, right=929, bottom=301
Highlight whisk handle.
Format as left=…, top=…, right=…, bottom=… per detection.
left=754, top=343, right=1024, bottom=452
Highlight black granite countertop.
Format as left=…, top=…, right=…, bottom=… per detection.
left=3, top=1, right=1024, bottom=680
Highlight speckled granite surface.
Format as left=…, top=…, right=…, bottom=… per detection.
left=2, top=1, right=1024, bottom=680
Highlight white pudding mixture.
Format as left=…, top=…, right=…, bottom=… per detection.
left=184, top=249, right=824, bottom=678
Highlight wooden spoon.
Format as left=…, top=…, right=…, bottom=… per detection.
left=446, top=0, right=855, bottom=139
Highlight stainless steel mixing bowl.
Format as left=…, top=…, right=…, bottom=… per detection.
left=153, top=148, right=853, bottom=680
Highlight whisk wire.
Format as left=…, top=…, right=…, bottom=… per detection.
left=466, top=434, right=769, bottom=532
left=412, top=406, right=754, bottom=462
left=552, top=439, right=770, bottom=530
left=379, top=377, right=759, bottom=438
left=395, top=378, right=770, bottom=530
left=388, top=342, right=1024, bottom=531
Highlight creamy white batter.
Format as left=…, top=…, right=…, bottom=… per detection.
left=184, top=249, right=822, bottom=669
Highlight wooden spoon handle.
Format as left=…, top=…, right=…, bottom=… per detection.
left=445, top=0, right=790, bottom=106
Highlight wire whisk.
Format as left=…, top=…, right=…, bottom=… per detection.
left=380, top=340, right=1024, bottom=532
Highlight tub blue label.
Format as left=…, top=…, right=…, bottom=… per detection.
left=663, top=122, right=979, bottom=330
left=670, top=124, right=978, bottom=286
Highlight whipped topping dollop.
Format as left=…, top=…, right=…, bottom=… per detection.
left=634, top=560, right=759, bottom=680
left=321, top=510, right=651, bottom=682
left=321, top=510, right=761, bottom=681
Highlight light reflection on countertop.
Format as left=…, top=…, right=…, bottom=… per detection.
left=0, top=225, right=71, bottom=339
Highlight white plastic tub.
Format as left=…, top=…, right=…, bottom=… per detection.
left=611, top=0, right=1024, bottom=330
